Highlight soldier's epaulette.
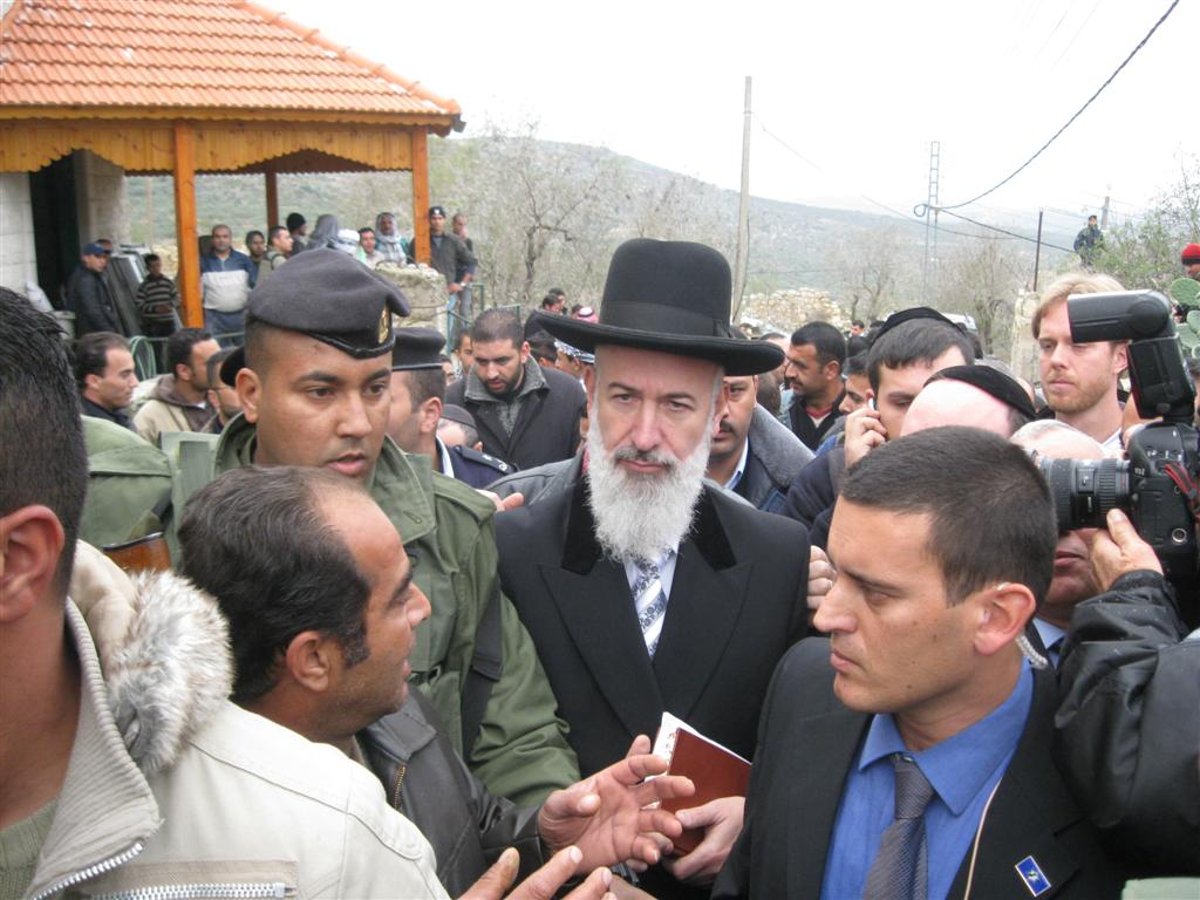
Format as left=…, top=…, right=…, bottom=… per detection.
left=457, top=445, right=512, bottom=473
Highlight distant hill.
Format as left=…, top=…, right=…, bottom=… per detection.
left=125, top=135, right=1061, bottom=308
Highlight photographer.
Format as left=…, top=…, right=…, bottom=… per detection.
left=1055, top=508, right=1200, bottom=876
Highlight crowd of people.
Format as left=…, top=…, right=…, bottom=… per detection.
left=2, top=232, right=1199, bottom=899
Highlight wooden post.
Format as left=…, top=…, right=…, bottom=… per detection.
left=411, top=130, right=430, bottom=264
left=173, top=122, right=202, bottom=327
left=265, top=166, right=279, bottom=229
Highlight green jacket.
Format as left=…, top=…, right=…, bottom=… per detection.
left=205, top=415, right=578, bottom=805
left=79, top=416, right=174, bottom=551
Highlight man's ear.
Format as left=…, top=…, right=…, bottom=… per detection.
left=824, top=360, right=842, bottom=381
left=519, top=341, right=531, bottom=364
left=583, top=365, right=596, bottom=405
left=418, top=396, right=443, bottom=437
left=237, top=367, right=262, bottom=424
left=0, top=506, right=65, bottom=624
left=972, top=582, right=1037, bottom=658
left=83, top=373, right=101, bottom=395
left=282, top=630, right=336, bottom=693
left=1112, top=341, right=1129, bottom=377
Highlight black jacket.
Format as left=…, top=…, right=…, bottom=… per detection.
left=788, top=390, right=845, bottom=450
left=496, top=477, right=811, bottom=775
left=66, top=265, right=120, bottom=336
left=1056, top=571, right=1200, bottom=877
left=715, top=639, right=1123, bottom=899
left=496, top=478, right=810, bottom=899
left=446, top=363, right=585, bottom=470
left=781, top=445, right=845, bottom=547
left=358, top=690, right=542, bottom=896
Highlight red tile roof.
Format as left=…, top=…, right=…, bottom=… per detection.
left=0, top=0, right=460, bottom=119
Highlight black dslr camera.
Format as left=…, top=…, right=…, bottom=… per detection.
left=1037, top=291, right=1200, bottom=582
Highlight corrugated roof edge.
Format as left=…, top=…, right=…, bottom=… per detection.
left=237, top=0, right=462, bottom=118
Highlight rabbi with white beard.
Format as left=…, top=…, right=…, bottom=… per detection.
left=495, top=239, right=812, bottom=899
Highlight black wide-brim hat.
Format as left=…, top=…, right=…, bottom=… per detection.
left=532, top=239, right=783, bottom=377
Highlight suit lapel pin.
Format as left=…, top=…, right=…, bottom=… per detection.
left=1015, top=855, right=1052, bottom=897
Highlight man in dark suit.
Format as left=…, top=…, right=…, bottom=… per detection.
left=714, top=427, right=1123, bottom=899
left=496, top=239, right=811, bottom=897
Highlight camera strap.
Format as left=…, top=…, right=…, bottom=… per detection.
left=1165, top=463, right=1200, bottom=525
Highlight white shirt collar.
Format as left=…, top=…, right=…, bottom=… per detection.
left=723, top=439, right=751, bottom=492
left=435, top=437, right=454, bottom=477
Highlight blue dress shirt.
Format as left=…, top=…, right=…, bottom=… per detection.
left=821, top=663, right=1034, bottom=900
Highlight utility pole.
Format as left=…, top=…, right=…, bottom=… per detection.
left=1033, top=209, right=1044, bottom=293
left=922, top=141, right=941, bottom=303
left=732, top=76, right=752, bottom=322
left=1100, top=192, right=1111, bottom=230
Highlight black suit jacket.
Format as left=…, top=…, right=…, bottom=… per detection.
left=495, top=478, right=811, bottom=778
left=714, top=639, right=1123, bottom=899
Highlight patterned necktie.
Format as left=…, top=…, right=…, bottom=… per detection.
left=863, top=754, right=936, bottom=900
left=632, top=554, right=670, bottom=657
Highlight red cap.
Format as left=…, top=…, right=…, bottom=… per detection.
left=1182, top=243, right=1200, bottom=265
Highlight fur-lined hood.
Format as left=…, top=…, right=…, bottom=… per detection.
left=69, top=542, right=233, bottom=776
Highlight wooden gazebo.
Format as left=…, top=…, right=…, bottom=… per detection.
left=0, top=0, right=462, bottom=325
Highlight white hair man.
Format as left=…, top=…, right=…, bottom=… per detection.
left=495, top=239, right=812, bottom=896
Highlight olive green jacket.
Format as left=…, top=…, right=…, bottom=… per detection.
left=79, top=416, right=174, bottom=552
left=205, top=415, right=578, bottom=805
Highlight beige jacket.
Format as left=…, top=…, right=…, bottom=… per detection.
left=132, top=376, right=211, bottom=447
left=26, top=544, right=446, bottom=899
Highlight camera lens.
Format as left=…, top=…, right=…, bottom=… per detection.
left=1038, top=457, right=1131, bottom=532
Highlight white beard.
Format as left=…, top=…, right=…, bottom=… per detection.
left=586, top=416, right=711, bottom=563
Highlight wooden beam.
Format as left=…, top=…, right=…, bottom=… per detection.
left=173, top=122, right=202, bottom=328
left=411, top=130, right=430, bottom=264
left=265, top=166, right=279, bottom=228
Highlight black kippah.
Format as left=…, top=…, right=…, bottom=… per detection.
left=926, top=365, right=1036, bottom=420
left=869, top=306, right=957, bottom=345
left=440, top=404, right=478, bottom=430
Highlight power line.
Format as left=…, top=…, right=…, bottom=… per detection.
left=753, top=111, right=1087, bottom=249
left=930, top=0, right=1179, bottom=212
left=939, top=208, right=1074, bottom=253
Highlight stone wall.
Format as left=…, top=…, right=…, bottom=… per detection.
left=74, top=150, right=128, bottom=246
left=739, top=287, right=850, bottom=335
left=375, top=262, right=448, bottom=334
left=0, top=172, right=36, bottom=292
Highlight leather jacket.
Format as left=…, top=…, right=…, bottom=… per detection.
left=358, top=690, right=544, bottom=896
left=1056, top=570, right=1200, bottom=877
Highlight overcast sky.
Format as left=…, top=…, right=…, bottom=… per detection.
left=277, top=0, right=1193, bottom=235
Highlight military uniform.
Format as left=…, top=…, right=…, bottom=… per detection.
left=79, top=415, right=173, bottom=550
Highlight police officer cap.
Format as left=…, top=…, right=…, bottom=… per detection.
left=392, top=327, right=446, bottom=370
left=221, top=249, right=409, bottom=385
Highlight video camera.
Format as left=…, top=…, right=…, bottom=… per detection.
left=1037, top=291, right=1200, bottom=581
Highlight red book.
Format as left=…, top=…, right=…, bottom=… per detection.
left=656, top=720, right=751, bottom=855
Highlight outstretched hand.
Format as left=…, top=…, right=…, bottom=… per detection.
left=538, top=735, right=695, bottom=873
left=461, top=846, right=616, bottom=900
